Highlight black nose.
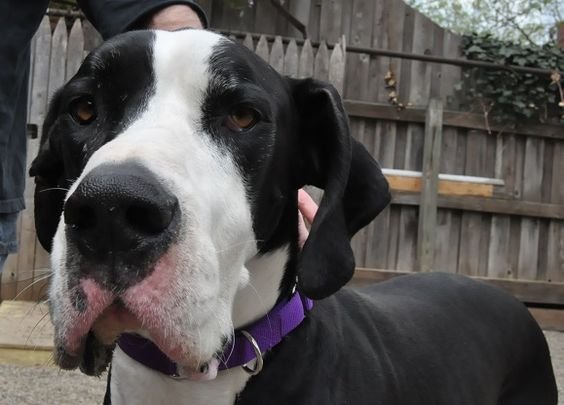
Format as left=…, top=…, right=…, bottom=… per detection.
left=64, top=162, right=178, bottom=259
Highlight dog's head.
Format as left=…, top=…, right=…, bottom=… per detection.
left=30, top=30, right=390, bottom=376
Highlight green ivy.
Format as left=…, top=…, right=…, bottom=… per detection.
left=457, top=34, right=564, bottom=124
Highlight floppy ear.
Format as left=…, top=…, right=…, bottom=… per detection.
left=290, top=78, right=391, bottom=299
left=29, top=90, right=66, bottom=253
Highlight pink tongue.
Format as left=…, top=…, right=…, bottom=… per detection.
left=182, top=358, right=220, bottom=381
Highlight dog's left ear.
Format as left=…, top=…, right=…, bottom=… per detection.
left=29, top=90, right=66, bottom=253
left=289, top=78, right=391, bottom=299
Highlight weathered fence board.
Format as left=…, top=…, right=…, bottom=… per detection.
left=417, top=99, right=443, bottom=272
left=269, top=36, right=285, bottom=73
left=5, top=4, right=564, bottom=304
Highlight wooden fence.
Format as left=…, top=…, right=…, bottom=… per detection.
left=2, top=0, right=564, bottom=306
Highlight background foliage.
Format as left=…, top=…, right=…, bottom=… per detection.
left=458, top=34, right=564, bottom=124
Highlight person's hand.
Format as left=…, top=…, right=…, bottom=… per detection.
left=297, top=189, right=318, bottom=248
left=146, top=5, right=204, bottom=30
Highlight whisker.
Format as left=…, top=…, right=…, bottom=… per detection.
left=42, top=352, right=55, bottom=367
left=24, top=311, right=50, bottom=347
left=22, top=295, right=51, bottom=320
left=39, top=187, right=70, bottom=193
left=246, top=280, right=274, bottom=338
left=12, top=273, right=53, bottom=301
left=196, top=328, right=202, bottom=370
left=220, top=324, right=237, bottom=368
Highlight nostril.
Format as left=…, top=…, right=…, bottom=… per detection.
left=65, top=202, right=97, bottom=230
left=125, top=200, right=176, bottom=235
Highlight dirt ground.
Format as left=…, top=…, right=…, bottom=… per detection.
left=0, top=331, right=563, bottom=404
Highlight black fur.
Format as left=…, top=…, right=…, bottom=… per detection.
left=237, top=273, right=557, bottom=405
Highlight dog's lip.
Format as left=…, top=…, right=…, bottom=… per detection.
left=58, top=299, right=214, bottom=376
left=90, top=300, right=143, bottom=345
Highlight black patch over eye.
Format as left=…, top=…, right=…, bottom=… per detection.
left=225, top=105, right=260, bottom=132
left=68, top=96, right=97, bottom=125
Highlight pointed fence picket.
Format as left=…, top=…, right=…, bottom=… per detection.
left=238, top=33, right=347, bottom=92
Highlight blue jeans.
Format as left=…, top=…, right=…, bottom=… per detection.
left=0, top=212, right=18, bottom=273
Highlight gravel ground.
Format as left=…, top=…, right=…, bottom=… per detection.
left=0, top=331, right=563, bottom=404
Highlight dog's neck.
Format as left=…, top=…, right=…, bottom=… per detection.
left=233, top=246, right=292, bottom=328
left=232, top=196, right=300, bottom=328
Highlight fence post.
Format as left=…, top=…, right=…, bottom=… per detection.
left=417, top=98, right=443, bottom=272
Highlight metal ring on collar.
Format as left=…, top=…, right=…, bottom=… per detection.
left=241, top=330, right=264, bottom=376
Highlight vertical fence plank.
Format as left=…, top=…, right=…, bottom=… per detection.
left=283, top=39, right=299, bottom=77
left=307, top=0, right=322, bottom=41
left=344, top=0, right=373, bottom=100
left=547, top=143, right=564, bottom=282
left=269, top=36, right=284, bottom=73
left=518, top=138, right=544, bottom=280
left=288, top=0, right=312, bottom=38
left=243, top=33, right=254, bottom=51
left=255, top=0, right=278, bottom=35
left=48, top=18, right=68, bottom=101
left=66, top=19, right=84, bottom=81
left=319, top=0, right=344, bottom=43
left=435, top=29, right=462, bottom=274
left=298, top=39, right=314, bottom=78
left=255, top=35, right=269, bottom=62
left=82, top=20, right=103, bottom=54
left=313, top=41, right=329, bottom=82
left=328, top=37, right=345, bottom=94
left=547, top=221, right=564, bottom=282
left=417, top=99, right=442, bottom=272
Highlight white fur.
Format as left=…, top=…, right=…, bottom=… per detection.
left=49, top=30, right=290, bottom=404
left=111, top=346, right=251, bottom=405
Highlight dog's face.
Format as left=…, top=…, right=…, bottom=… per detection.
left=30, top=30, right=390, bottom=377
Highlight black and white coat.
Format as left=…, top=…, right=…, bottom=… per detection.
left=31, top=29, right=557, bottom=405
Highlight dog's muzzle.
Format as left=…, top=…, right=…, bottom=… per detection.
left=64, top=161, right=180, bottom=284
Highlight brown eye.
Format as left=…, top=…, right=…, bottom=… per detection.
left=69, top=96, right=96, bottom=125
left=226, top=106, right=259, bottom=131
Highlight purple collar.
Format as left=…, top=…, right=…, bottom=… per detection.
left=117, top=291, right=313, bottom=377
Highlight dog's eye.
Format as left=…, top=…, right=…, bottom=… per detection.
left=225, top=106, right=259, bottom=131
left=69, top=96, right=96, bottom=125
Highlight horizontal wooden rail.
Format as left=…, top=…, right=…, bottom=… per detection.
left=344, top=100, right=564, bottom=139
left=383, top=169, right=504, bottom=186
left=352, top=268, right=564, bottom=306
left=391, top=192, right=564, bottom=220
left=384, top=169, right=504, bottom=198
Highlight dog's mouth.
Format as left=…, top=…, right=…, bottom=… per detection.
left=53, top=273, right=223, bottom=380
left=55, top=299, right=221, bottom=380
left=54, top=300, right=135, bottom=375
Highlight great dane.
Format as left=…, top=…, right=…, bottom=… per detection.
left=30, top=29, right=557, bottom=404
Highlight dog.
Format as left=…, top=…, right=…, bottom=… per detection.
left=30, top=29, right=557, bottom=405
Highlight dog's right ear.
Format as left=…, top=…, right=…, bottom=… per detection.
left=29, top=90, right=66, bottom=253
left=289, top=78, right=391, bottom=299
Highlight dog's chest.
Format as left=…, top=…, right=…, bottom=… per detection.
left=110, top=347, right=251, bottom=405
